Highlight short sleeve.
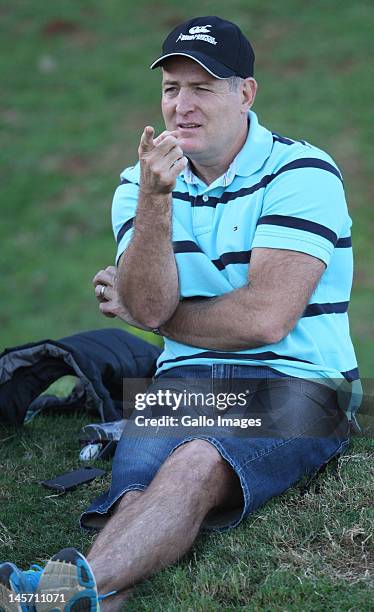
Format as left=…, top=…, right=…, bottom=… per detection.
left=252, top=157, right=350, bottom=266
left=111, top=179, right=139, bottom=265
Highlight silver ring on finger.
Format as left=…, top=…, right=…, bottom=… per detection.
left=99, top=285, right=106, bottom=299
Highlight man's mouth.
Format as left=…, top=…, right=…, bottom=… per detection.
left=177, top=123, right=202, bottom=130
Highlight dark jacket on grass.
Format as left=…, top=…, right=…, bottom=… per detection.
left=0, top=328, right=161, bottom=426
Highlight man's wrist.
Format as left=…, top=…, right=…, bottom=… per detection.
left=136, top=191, right=173, bottom=229
left=138, top=189, right=173, bottom=206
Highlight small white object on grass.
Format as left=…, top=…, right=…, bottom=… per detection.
left=80, top=443, right=103, bottom=462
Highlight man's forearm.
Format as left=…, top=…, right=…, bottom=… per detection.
left=160, top=286, right=283, bottom=350
left=117, top=191, right=179, bottom=328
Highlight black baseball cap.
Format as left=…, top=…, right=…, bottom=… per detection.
left=150, top=16, right=255, bottom=79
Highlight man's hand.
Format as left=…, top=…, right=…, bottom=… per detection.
left=93, top=266, right=151, bottom=331
left=138, top=126, right=187, bottom=195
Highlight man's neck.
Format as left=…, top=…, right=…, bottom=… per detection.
left=188, top=159, right=232, bottom=186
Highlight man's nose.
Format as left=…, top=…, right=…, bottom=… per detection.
left=175, top=88, right=195, bottom=114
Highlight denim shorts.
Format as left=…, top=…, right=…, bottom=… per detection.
left=81, top=364, right=349, bottom=531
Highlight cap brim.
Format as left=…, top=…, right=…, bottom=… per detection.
left=150, top=52, right=235, bottom=79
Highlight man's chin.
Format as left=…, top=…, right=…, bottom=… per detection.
left=179, top=141, right=203, bottom=157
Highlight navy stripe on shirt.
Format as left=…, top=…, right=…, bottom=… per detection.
left=158, top=350, right=314, bottom=370
left=257, top=214, right=338, bottom=246
left=116, top=218, right=135, bottom=245
left=173, top=242, right=251, bottom=271
left=341, top=367, right=360, bottom=382
left=173, top=241, right=202, bottom=254
left=119, top=158, right=342, bottom=211
left=172, top=157, right=343, bottom=208
left=303, top=302, right=349, bottom=317
left=272, top=133, right=309, bottom=147
left=116, top=233, right=251, bottom=272
left=212, top=250, right=252, bottom=270
left=117, top=223, right=350, bottom=275
left=272, top=133, right=296, bottom=146
left=172, top=190, right=194, bottom=203
left=158, top=351, right=360, bottom=382
left=336, top=236, right=352, bottom=248
left=275, top=158, right=342, bottom=182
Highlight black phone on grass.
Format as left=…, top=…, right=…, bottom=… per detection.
left=41, top=467, right=106, bottom=493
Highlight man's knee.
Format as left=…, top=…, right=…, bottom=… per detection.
left=118, top=489, right=144, bottom=510
left=166, top=439, right=233, bottom=486
left=166, top=439, right=242, bottom=508
left=170, top=439, right=222, bottom=470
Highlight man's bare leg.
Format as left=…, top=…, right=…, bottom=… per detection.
left=87, top=440, right=242, bottom=610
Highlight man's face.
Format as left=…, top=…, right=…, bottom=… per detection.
left=161, top=57, right=248, bottom=164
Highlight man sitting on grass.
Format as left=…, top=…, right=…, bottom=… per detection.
left=0, top=15, right=358, bottom=612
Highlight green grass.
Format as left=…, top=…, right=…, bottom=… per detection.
left=1, top=0, right=373, bottom=609
left=1, top=0, right=373, bottom=371
left=1, top=414, right=373, bottom=610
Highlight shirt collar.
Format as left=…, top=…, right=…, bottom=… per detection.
left=183, top=159, right=236, bottom=187
left=235, top=110, right=273, bottom=177
left=181, top=110, right=273, bottom=187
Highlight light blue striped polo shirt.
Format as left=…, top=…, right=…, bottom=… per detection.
left=112, top=110, right=359, bottom=388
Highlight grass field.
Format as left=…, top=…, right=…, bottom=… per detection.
left=1, top=0, right=373, bottom=609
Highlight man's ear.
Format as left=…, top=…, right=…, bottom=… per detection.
left=241, top=78, right=257, bottom=111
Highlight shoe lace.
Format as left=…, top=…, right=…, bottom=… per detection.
left=98, top=589, right=117, bottom=601
left=19, top=564, right=44, bottom=593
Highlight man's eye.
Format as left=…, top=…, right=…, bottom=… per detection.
left=164, top=87, right=177, bottom=94
left=196, top=86, right=210, bottom=92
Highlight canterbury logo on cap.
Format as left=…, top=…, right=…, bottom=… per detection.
left=189, top=25, right=211, bottom=34
left=176, top=24, right=217, bottom=45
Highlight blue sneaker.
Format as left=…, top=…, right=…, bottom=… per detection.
left=0, top=561, right=42, bottom=611
left=35, top=548, right=116, bottom=612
